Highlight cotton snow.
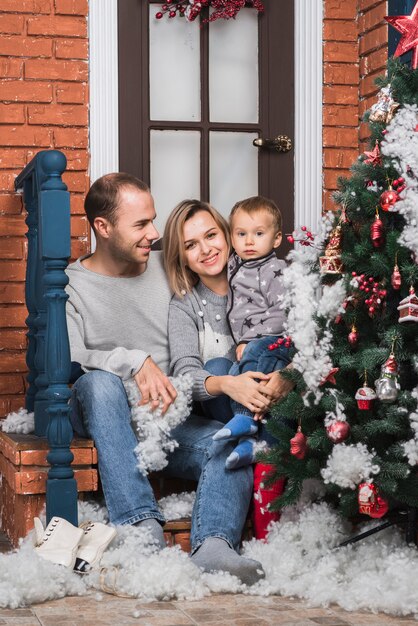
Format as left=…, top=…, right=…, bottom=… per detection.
left=320, top=443, right=380, bottom=489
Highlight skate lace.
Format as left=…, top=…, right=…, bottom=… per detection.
left=39, top=517, right=59, bottom=544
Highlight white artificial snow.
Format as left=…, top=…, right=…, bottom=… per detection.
left=158, top=491, right=195, bottom=520
left=324, top=389, right=348, bottom=426
left=1, top=408, right=34, bottom=434
left=381, top=104, right=418, bottom=259
left=403, top=384, right=418, bottom=465
left=124, top=374, right=193, bottom=475
left=320, top=443, right=380, bottom=489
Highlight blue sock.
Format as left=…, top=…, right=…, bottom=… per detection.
left=225, top=437, right=255, bottom=470
left=213, top=414, right=258, bottom=441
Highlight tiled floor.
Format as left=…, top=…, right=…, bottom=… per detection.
left=1, top=534, right=416, bottom=625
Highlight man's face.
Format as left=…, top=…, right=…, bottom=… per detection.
left=106, top=186, right=159, bottom=268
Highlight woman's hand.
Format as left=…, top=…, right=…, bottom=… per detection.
left=254, top=367, right=295, bottom=420
left=221, top=371, right=272, bottom=414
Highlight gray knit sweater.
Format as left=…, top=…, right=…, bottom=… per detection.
left=169, top=281, right=236, bottom=402
left=65, top=251, right=172, bottom=379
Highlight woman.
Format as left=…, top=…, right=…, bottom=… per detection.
left=163, top=199, right=293, bottom=464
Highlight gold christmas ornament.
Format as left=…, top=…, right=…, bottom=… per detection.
left=319, top=224, right=343, bottom=275
left=368, top=85, right=400, bottom=124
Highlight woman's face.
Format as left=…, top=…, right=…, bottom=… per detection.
left=182, top=210, right=229, bottom=281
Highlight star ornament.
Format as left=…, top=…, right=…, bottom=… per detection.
left=364, top=141, right=382, bottom=166
left=385, top=0, right=418, bottom=69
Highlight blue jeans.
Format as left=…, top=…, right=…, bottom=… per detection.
left=70, top=370, right=253, bottom=552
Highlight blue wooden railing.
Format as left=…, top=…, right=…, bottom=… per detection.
left=15, top=150, right=78, bottom=527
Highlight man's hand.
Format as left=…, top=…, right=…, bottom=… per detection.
left=235, top=343, right=246, bottom=362
left=134, top=357, right=177, bottom=414
left=254, top=367, right=295, bottom=420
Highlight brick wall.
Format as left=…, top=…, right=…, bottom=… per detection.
left=0, top=0, right=89, bottom=419
left=323, top=0, right=388, bottom=211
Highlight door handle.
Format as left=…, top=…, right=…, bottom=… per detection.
left=253, top=135, right=292, bottom=153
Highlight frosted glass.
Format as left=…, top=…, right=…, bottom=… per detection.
left=209, top=132, right=258, bottom=217
left=209, top=11, right=258, bottom=123
left=149, top=6, right=200, bottom=121
left=150, top=130, right=201, bottom=235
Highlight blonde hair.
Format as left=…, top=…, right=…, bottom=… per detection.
left=230, top=195, right=282, bottom=233
left=163, top=199, right=230, bottom=297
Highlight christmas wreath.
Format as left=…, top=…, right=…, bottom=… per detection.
left=155, top=0, right=264, bottom=23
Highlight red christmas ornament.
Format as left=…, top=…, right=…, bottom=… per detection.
left=391, top=263, right=402, bottom=290
left=379, top=187, right=399, bottom=212
left=326, top=420, right=350, bottom=444
left=398, top=286, right=418, bottom=322
left=252, top=463, right=285, bottom=541
left=348, top=324, right=359, bottom=346
left=320, top=367, right=339, bottom=386
left=364, top=141, right=382, bottom=166
left=355, top=385, right=377, bottom=410
left=370, top=211, right=385, bottom=248
left=385, top=0, right=418, bottom=70
left=358, top=483, right=389, bottom=519
left=290, top=426, right=307, bottom=460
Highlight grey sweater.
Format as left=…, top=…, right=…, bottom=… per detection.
left=65, top=251, right=172, bottom=379
left=227, top=251, right=286, bottom=344
left=169, top=281, right=236, bottom=402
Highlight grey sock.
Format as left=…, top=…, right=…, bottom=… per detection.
left=135, top=518, right=166, bottom=550
left=191, top=537, right=265, bottom=586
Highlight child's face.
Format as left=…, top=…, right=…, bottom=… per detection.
left=231, top=209, right=282, bottom=261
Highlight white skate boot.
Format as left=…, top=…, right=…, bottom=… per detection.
left=34, top=516, right=84, bottom=568
left=73, top=521, right=117, bottom=573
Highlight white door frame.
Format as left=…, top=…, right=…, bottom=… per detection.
left=89, top=0, right=323, bottom=230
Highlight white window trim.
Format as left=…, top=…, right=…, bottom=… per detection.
left=89, top=0, right=323, bottom=228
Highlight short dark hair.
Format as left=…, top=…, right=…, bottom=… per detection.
left=230, top=195, right=282, bottom=233
left=84, top=173, right=150, bottom=230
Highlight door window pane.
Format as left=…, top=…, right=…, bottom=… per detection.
left=149, top=6, right=201, bottom=121
left=150, top=130, right=201, bottom=233
left=209, top=11, right=259, bottom=123
left=209, top=131, right=258, bottom=217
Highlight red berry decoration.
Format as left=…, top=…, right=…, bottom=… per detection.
left=326, top=420, right=350, bottom=444
left=380, top=187, right=399, bottom=212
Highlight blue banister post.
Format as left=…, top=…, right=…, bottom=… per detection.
left=15, top=149, right=78, bottom=527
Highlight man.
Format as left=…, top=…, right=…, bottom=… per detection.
left=66, top=173, right=265, bottom=585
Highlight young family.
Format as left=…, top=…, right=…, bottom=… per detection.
left=66, top=173, right=294, bottom=585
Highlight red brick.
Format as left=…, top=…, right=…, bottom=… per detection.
left=55, top=82, right=86, bottom=104
left=359, top=93, right=382, bottom=118
left=25, top=58, right=88, bottom=81
left=323, top=20, right=358, bottom=42
left=0, top=15, right=25, bottom=35
left=0, top=149, right=26, bottom=170
left=70, top=237, right=89, bottom=260
left=0, top=126, right=52, bottom=147
left=55, top=0, right=88, bottom=14
left=27, top=104, right=87, bottom=127
left=0, top=330, right=27, bottom=350
left=359, top=121, right=372, bottom=142
left=70, top=194, right=86, bottom=214
left=324, top=0, right=357, bottom=20
left=0, top=58, right=23, bottom=78
left=0, top=195, right=23, bottom=216
left=0, top=283, right=26, bottom=304
left=360, top=46, right=387, bottom=77
left=324, top=42, right=358, bottom=63
left=0, top=239, right=24, bottom=260
left=1, top=81, right=52, bottom=103
left=324, top=63, right=359, bottom=86
left=9, top=395, right=26, bottom=412
left=323, top=189, right=339, bottom=212
left=62, top=149, right=88, bottom=170
left=0, top=352, right=28, bottom=373
left=323, top=126, right=359, bottom=148
left=27, top=16, right=87, bottom=38
left=0, top=262, right=26, bottom=281
left=359, top=24, right=387, bottom=55
left=324, top=168, right=350, bottom=190
left=0, top=104, right=25, bottom=125
left=55, top=38, right=88, bottom=59
left=70, top=214, right=89, bottom=236
left=0, top=172, right=18, bottom=193
left=323, top=85, right=359, bottom=105
left=360, top=71, right=384, bottom=98
left=0, top=36, right=52, bottom=58
left=323, top=148, right=359, bottom=169
left=358, top=0, right=384, bottom=13
left=0, top=0, right=51, bottom=12
left=323, top=105, right=358, bottom=126
left=359, top=2, right=388, bottom=35
left=0, top=374, right=25, bottom=394
left=0, top=217, right=26, bottom=237
left=54, top=127, right=87, bottom=148
left=0, top=306, right=27, bottom=328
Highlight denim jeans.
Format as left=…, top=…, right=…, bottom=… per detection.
left=200, top=357, right=234, bottom=423
left=70, top=370, right=253, bottom=552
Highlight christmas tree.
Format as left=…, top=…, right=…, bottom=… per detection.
left=263, top=57, right=418, bottom=522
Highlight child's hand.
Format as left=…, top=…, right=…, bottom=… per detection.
left=235, top=343, right=246, bottom=362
